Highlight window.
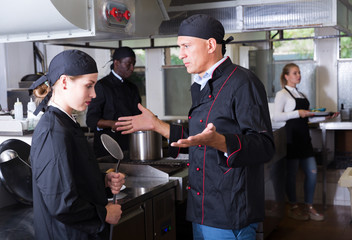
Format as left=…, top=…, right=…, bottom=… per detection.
left=271, top=28, right=314, bottom=61
left=340, top=34, right=352, bottom=59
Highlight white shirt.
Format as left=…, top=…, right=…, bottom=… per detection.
left=272, top=85, right=324, bottom=124
left=111, top=70, right=123, bottom=82
left=193, top=57, right=227, bottom=90
left=48, top=101, right=77, bottom=123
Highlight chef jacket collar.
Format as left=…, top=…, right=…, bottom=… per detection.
left=193, top=57, right=227, bottom=90
left=111, top=70, right=124, bottom=83
left=48, top=101, right=77, bottom=123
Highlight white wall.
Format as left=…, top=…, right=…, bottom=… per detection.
left=315, top=27, right=339, bottom=112
left=0, top=42, right=34, bottom=110
left=0, top=43, right=7, bottom=110
left=145, top=48, right=165, bottom=118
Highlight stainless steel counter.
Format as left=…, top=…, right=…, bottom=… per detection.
left=0, top=169, right=178, bottom=240
left=319, top=121, right=352, bottom=208
left=320, top=121, right=352, bottom=130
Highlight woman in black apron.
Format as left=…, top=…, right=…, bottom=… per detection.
left=273, top=63, right=327, bottom=221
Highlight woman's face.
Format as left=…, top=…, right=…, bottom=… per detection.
left=64, top=73, right=98, bottom=113
left=285, top=66, right=301, bottom=87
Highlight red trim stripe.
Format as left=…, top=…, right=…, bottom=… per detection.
left=201, top=66, right=238, bottom=224
left=205, top=67, right=237, bottom=125
left=201, top=145, right=207, bottom=224
left=227, top=134, right=242, bottom=167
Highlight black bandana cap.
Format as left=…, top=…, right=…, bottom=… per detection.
left=29, top=49, right=98, bottom=115
left=178, top=14, right=233, bottom=54
left=110, top=46, right=136, bottom=69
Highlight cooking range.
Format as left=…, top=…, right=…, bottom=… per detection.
left=98, top=154, right=189, bottom=202
left=98, top=154, right=190, bottom=240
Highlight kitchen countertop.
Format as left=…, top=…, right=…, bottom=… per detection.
left=319, top=121, right=352, bottom=130
left=0, top=174, right=177, bottom=239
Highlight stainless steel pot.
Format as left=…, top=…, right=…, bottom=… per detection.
left=129, top=131, right=162, bottom=161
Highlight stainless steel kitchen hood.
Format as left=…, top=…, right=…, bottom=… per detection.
left=2, top=0, right=352, bottom=44
left=159, top=0, right=352, bottom=36
left=0, top=0, right=170, bottom=43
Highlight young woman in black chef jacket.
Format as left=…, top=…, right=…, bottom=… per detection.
left=29, top=49, right=125, bottom=240
left=273, top=63, right=337, bottom=222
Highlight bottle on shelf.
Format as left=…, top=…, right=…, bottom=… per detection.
left=27, top=97, right=36, bottom=130
left=14, top=98, right=23, bottom=121
left=341, top=103, right=350, bottom=121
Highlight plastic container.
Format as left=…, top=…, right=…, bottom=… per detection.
left=14, top=98, right=23, bottom=121
left=341, top=103, right=350, bottom=121
left=27, top=98, right=36, bottom=130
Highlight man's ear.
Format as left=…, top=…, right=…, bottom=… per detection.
left=207, top=38, right=218, bottom=53
left=113, top=59, right=120, bottom=68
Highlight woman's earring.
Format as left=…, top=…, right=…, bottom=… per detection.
left=63, top=86, right=67, bottom=90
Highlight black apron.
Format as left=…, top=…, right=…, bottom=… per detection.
left=284, top=87, right=314, bottom=159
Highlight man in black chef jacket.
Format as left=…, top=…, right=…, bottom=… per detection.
left=115, top=14, right=275, bottom=239
left=86, top=47, right=141, bottom=157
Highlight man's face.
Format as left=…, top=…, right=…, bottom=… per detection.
left=114, top=56, right=136, bottom=79
left=177, top=36, right=210, bottom=77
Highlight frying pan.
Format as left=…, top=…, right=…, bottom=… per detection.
left=0, top=139, right=32, bottom=205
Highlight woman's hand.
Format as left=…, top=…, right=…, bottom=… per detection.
left=105, top=203, right=122, bottom=224
left=105, top=172, right=125, bottom=195
left=325, top=112, right=339, bottom=120
left=298, top=110, right=314, bottom=118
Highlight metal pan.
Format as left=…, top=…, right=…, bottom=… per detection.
left=0, top=139, right=32, bottom=205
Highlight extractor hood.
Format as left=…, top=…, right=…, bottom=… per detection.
left=158, top=0, right=352, bottom=37
left=0, top=0, right=170, bottom=43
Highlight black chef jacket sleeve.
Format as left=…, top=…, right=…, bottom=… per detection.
left=168, top=124, right=189, bottom=158
left=33, top=130, right=107, bottom=234
left=224, top=79, right=275, bottom=168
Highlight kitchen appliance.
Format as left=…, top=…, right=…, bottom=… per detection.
left=129, top=130, right=163, bottom=161
left=0, top=139, right=32, bottom=205
left=0, top=150, right=32, bottom=169
left=0, top=0, right=171, bottom=43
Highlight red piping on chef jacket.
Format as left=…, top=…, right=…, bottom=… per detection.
left=201, top=66, right=238, bottom=224
left=227, top=134, right=242, bottom=167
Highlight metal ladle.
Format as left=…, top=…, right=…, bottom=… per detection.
left=0, top=149, right=32, bottom=169
left=100, top=134, right=124, bottom=202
